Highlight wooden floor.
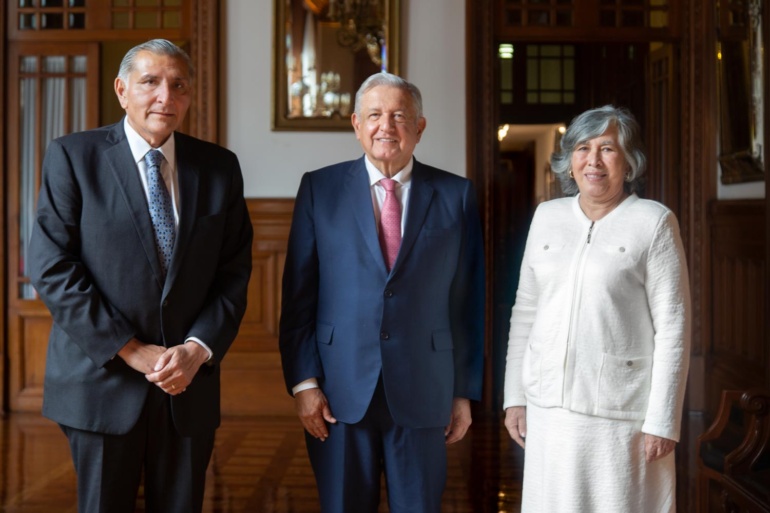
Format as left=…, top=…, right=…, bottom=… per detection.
left=0, top=411, right=698, bottom=512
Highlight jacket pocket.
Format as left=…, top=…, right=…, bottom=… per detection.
left=597, top=353, right=652, bottom=413
left=316, top=323, right=334, bottom=345
left=432, top=330, right=453, bottom=351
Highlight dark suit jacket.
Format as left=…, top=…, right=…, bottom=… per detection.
left=28, top=121, right=253, bottom=437
left=279, top=157, right=484, bottom=428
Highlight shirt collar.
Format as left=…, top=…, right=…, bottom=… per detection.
left=123, top=117, right=176, bottom=171
left=364, top=155, right=413, bottom=188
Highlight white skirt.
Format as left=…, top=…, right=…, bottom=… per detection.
left=521, top=403, right=676, bottom=513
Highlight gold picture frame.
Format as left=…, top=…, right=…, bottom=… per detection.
left=272, top=0, right=401, bottom=131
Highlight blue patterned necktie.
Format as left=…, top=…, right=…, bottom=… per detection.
left=144, top=149, right=176, bottom=277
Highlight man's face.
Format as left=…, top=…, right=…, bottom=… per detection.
left=114, top=50, right=192, bottom=147
left=351, top=85, right=426, bottom=176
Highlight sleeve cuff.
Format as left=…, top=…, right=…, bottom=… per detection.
left=185, top=337, right=213, bottom=362
left=292, top=378, right=319, bottom=396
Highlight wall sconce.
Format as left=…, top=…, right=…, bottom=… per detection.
left=498, top=124, right=510, bottom=141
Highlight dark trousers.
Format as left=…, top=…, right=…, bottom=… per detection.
left=306, top=378, right=447, bottom=513
left=62, top=386, right=215, bottom=513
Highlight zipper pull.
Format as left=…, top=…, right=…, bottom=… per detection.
left=587, top=221, right=595, bottom=243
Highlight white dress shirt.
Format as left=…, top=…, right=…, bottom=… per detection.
left=292, top=156, right=414, bottom=396
left=365, top=155, right=412, bottom=235
left=123, top=118, right=213, bottom=361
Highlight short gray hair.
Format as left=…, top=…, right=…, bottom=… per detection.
left=117, top=39, right=195, bottom=83
left=354, top=72, right=423, bottom=119
left=551, top=105, right=646, bottom=196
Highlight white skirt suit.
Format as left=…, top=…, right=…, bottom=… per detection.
left=503, top=194, right=691, bottom=512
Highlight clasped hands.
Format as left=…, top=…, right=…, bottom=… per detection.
left=117, top=337, right=209, bottom=396
left=504, top=406, right=676, bottom=462
left=295, top=388, right=472, bottom=445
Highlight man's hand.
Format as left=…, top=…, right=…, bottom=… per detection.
left=644, top=434, right=676, bottom=463
left=117, top=338, right=167, bottom=374
left=145, top=341, right=209, bottom=396
left=504, top=406, right=527, bottom=449
left=445, top=398, right=472, bottom=445
left=295, top=388, right=337, bottom=441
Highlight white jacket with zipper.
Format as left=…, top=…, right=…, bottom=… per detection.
left=503, top=193, right=691, bottom=441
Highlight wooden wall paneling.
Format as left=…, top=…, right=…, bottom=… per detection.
left=8, top=311, right=52, bottom=412
left=219, top=199, right=296, bottom=416
left=707, top=200, right=766, bottom=417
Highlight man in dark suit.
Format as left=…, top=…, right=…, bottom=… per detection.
left=279, top=72, right=485, bottom=513
left=28, top=39, right=253, bottom=513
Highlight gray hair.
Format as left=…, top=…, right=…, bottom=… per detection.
left=354, top=72, right=423, bottom=119
left=117, top=39, right=195, bottom=83
left=551, top=105, right=646, bottom=196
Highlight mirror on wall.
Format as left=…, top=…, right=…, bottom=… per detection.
left=272, top=0, right=400, bottom=131
left=716, top=0, right=764, bottom=183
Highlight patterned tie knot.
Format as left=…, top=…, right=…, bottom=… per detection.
left=380, top=177, right=396, bottom=192
left=145, top=149, right=164, bottom=169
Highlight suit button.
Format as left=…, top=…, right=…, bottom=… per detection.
left=384, top=289, right=394, bottom=298
left=162, top=300, right=169, bottom=307
left=380, top=332, right=390, bottom=340
left=626, top=360, right=633, bottom=366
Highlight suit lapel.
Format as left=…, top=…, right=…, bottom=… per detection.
left=104, top=123, right=166, bottom=288
left=391, top=159, right=434, bottom=274
left=345, top=158, right=387, bottom=271
left=163, top=133, right=199, bottom=293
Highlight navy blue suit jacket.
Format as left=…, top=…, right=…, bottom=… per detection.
left=28, top=121, right=253, bottom=437
left=279, top=157, right=484, bottom=428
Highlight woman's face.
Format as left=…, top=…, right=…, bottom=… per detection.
left=570, top=125, right=629, bottom=205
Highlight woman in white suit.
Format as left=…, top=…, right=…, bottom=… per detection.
left=503, top=105, right=691, bottom=512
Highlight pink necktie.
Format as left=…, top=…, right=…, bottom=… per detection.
left=378, top=178, right=402, bottom=271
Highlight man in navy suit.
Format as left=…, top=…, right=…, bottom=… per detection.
left=28, top=40, right=253, bottom=513
left=279, top=72, right=484, bottom=512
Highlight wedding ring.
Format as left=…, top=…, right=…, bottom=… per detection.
left=171, top=383, right=176, bottom=390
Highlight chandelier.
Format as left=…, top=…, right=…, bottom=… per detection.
left=305, top=0, right=386, bottom=67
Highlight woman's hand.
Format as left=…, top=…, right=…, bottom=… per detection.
left=644, top=434, right=676, bottom=462
left=504, top=406, right=527, bottom=449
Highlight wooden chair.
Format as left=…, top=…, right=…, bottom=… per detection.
left=696, top=388, right=770, bottom=512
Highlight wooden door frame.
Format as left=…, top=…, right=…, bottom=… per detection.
left=1, top=0, right=7, bottom=415
left=465, top=0, right=717, bottom=413
left=765, top=0, right=770, bottom=391
left=465, top=0, right=498, bottom=411
left=1, top=0, right=220, bottom=414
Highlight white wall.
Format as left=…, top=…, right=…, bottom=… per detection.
left=226, top=0, right=467, bottom=198
left=717, top=169, right=766, bottom=199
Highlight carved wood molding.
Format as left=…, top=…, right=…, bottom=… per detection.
left=189, top=0, right=219, bottom=143
left=682, top=0, right=719, bottom=361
